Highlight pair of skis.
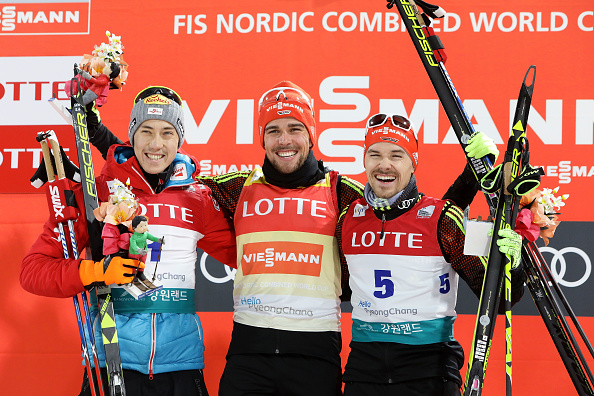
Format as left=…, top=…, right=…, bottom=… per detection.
left=69, top=68, right=126, bottom=396
left=386, top=0, right=594, bottom=394
left=465, top=67, right=540, bottom=395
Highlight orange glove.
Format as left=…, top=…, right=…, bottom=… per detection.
left=79, top=256, right=144, bottom=289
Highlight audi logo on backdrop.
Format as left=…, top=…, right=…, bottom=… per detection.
left=540, top=246, right=592, bottom=288
left=200, top=253, right=236, bottom=284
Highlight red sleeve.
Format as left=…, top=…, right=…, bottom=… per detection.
left=20, top=184, right=89, bottom=298
left=195, top=186, right=237, bottom=268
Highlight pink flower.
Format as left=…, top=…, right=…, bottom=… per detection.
left=515, top=209, right=540, bottom=242
left=517, top=188, right=562, bottom=246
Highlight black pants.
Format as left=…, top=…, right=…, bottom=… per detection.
left=79, top=367, right=209, bottom=396
left=344, top=377, right=461, bottom=396
left=219, top=353, right=342, bottom=396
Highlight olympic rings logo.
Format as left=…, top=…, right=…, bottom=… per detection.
left=397, top=198, right=416, bottom=210
left=539, top=246, right=592, bottom=288
left=199, top=252, right=236, bottom=284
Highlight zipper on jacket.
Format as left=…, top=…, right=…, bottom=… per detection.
left=380, top=213, right=386, bottom=239
left=131, top=167, right=156, bottom=195
left=148, top=313, right=156, bottom=380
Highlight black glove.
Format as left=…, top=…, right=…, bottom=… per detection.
left=30, top=146, right=81, bottom=188
left=85, top=101, right=101, bottom=130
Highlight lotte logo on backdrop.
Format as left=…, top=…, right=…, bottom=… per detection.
left=0, top=0, right=90, bottom=35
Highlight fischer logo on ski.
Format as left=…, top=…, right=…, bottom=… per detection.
left=73, top=107, right=98, bottom=199
left=399, top=0, right=439, bottom=67
left=99, top=292, right=111, bottom=316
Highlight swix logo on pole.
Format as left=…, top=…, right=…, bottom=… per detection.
left=44, top=178, right=78, bottom=222
left=0, top=1, right=90, bottom=35
left=48, top=184, right=65, bottom=219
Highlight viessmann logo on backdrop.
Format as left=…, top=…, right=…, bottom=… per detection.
left=0, top=0, right=90, bottom=35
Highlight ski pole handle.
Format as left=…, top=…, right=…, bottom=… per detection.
left=503, top=162, right=513, bottom=196
left=48, top=132, right=66, bottom=180
left=38, top=134, right=55, bottom=181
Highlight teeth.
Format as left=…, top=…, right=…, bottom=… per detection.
left=147, top=154, right=163, bottom=160
left=376, top=175, right=395, bottom=182
left=277, top=151, right=297, bottom=158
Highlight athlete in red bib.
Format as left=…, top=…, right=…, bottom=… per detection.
left=340, top=113, right=526, bottom=396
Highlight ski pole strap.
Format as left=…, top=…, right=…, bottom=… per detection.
left=30, top=145, right=81, bottom=187
left=414, top=0, right=445, bottom=19
left=422, top=25, right=447, bottom=64
left=45, top=178, right=79, bottom=222
left=38, top=132, right=80, bottom=223
left=506, top=164, right=544, bottom=196
left=480, top=164, right=503, bottom=194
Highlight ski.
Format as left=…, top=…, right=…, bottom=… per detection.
left=385, top=0, right=594, bottom=394
left=463, top=67, right=536, bottom=395
left=70, top=66, right=126, bottom=396
left=386, top=0, right=496, bottom=210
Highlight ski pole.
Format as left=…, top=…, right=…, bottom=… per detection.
left=50, top=132, right=107, bottom=396
left=528, top=242, right=594, bottom=384
left=536, top=246, right=594, bottom=361
left=152, top=237, right=164, bottom=282
left=37, top=131, right=105, bottom=396
left=522, top=242, right=594, bottom=394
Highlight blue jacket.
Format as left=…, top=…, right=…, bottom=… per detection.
left=88, top=145, right=235, bottom=374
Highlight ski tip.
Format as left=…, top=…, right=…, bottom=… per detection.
left=523, top=65, right=536, bottom=90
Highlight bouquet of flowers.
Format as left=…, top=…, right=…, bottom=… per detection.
left=65, top=30, right=129, bottom=106
left=78, top=30, right=129, bottom=89
left=515, top=186, right=569, bottom=246
left=93, top=179, right=140, bottom=255
left=94, top=178, right=139, bottom=227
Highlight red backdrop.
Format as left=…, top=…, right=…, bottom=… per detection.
left=2, top=0, right=593, bottom=394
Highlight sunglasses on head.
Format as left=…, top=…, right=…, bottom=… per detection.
left=258, top=87, right=314, bottom=114
left=134, top=86, right=183, bottom=106
left=366, top=113, right=412, bottom=131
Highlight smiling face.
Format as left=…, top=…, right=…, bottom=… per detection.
left=263, top=117, right=311, bottom=174
left=364, top=142, right=415, bottom=199
left=133, top=119, right=179, bottom=174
